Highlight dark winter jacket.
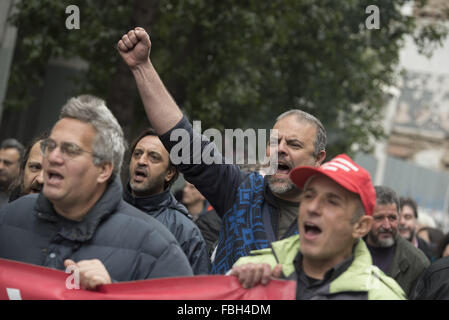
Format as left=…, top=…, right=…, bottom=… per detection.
left=159, top=116, right=298, bottom=274
left=386, top=235, right=430, bottom=297
left=194, top=201, right=222, bottom=257
left=123, top=183, right=210, bottom=275
left=417, top=237, right=436, bottom=262
left=411, top=256, right=449, bottom=300
left=0, top=177, right=193, bottom=281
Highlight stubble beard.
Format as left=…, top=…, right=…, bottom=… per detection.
left=130, top=171, right=166, bottom=198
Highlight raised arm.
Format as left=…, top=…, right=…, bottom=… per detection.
left=118, top=28, right=249, bottom=217
left=117, top=27, right=183, bottom=135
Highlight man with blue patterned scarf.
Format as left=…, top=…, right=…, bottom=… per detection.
left=118, top=27, right=326, bottom=273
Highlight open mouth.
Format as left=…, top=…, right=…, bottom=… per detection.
left=47, top=171, right=64, bottom=183
left=304, top=222, right=322, bottom=237
left=30, top=185, right=43, bottom=193
left=276, top=161, right=292, bottom=175
left=133, top=168, right=148, bottom=181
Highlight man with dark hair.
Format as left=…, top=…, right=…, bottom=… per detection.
left=0, top=138, right=24, bottom=208
left=118, top=28, right=327, bottom=273
left=365, top=186, right=429, bottom=297
left=123, top=128, right=210, bottom=274
left=0, top=95, right=193, bottom=290
left=9, top=133, right=49, bottom=202
left=182, top=181, right=222, bottom=257
left=399, top=197, right=434, bottom=261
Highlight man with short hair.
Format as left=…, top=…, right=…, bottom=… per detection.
left=0, top=138, right=24, bottom=208
left=182, top=181, right=222, bottom=257
left=365, top=186, right=429, bottom=297
left=231, top=154, right=405, bottom=300
left=118, top=28, right=327, bottom=273
left=123, top=128, right=210, bottom=274
left=399, top=197, right=434, bottom=261
left=0, top=95, right=193, bottom=290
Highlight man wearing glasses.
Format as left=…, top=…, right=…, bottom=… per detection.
left=0, top=95, right=193, bottom=290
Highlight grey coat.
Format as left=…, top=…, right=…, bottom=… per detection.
left=0, top=177, right=193, bottom=281
left=386, top=235, right=430, bottom=297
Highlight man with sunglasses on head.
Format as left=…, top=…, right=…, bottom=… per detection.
left=0, top=95, right=193, bottom=290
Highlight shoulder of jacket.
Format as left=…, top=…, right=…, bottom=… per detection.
left=1, top=194, right=39, bottom=221
left=330, top=259, right=406, bottom=300
left=397, top=237, right=430, bottom=267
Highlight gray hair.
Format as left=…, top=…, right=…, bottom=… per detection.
left=351, top=200, right=366, bottom=224
left=276, top=109, right=326, bottom=157
left=374, top=186, right=400, bottom=214
left=59, top=95, right=126, bottom=182
left=1, top=138, right=25, bottom=161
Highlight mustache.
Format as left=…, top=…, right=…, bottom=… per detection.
left=378, top=228, right=393, bottom=234
left=271, top=155, right=294, bottom=167
left=31, top=181, right=43, bottom=191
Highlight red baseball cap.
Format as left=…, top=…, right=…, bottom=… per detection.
left=289, top=154, right=376, bottom=215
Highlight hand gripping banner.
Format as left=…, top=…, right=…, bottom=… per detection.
left=0, top=258, right=296, bottom=300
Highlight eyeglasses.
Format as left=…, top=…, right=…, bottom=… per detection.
left=40, top=138, right=97, bottom=160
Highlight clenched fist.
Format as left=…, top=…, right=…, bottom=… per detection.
left=117, top=27, right=152, bottom=69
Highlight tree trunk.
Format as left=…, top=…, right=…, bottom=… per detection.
left=106, top=0, right=161, bottom=142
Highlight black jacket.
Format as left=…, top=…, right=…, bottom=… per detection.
left=417, top=236, right=436, bottom=262
left=194, top=201, right=222, bottom=257
left=411, top=256, right=449, bottom=300
left=0, top=178, right=193, bottom=281
left=123, top=183, right=210, bottom=275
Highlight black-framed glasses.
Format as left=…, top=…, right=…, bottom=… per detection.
left=40, top=138, right=97, bottom=160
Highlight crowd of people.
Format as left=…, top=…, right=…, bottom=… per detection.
left=1, top=27, right=449, bottom=299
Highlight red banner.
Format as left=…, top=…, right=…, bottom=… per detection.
left=0, top=258, right=296, bottom=300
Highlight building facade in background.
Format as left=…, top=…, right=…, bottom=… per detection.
left=358, top=0, right=449, bottom=231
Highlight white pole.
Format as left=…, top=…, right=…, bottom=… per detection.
left=374, top=86, right=401, bottom=185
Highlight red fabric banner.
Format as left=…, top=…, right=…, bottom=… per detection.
left=0, top=258, right=296, bottom=300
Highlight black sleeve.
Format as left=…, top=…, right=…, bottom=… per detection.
left=410, top=263, right=449, bottom=300
left=159, top=116, right=248, bottom=217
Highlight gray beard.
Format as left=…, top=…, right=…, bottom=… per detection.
left=377, top=237, right=396, bottom=248
left=266, top=175, right=296, bottom=194
left=369, top=232, right=396, bottom=248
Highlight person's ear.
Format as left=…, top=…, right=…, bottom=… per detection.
left=165, top=165, right=176, bottom=184
left=97, top=162, right=113, bottom=184
left=315, top=150, right=326, bottom=166
left=352, top=216, right=373, bottom=239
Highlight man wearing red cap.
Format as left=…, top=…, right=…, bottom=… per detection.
left=231, top=154, right=405, bottom=299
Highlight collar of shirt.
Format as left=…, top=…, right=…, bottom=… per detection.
left=412, top=235, right=418, bottom=248
left=293, top=251, right=354, bottom=299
